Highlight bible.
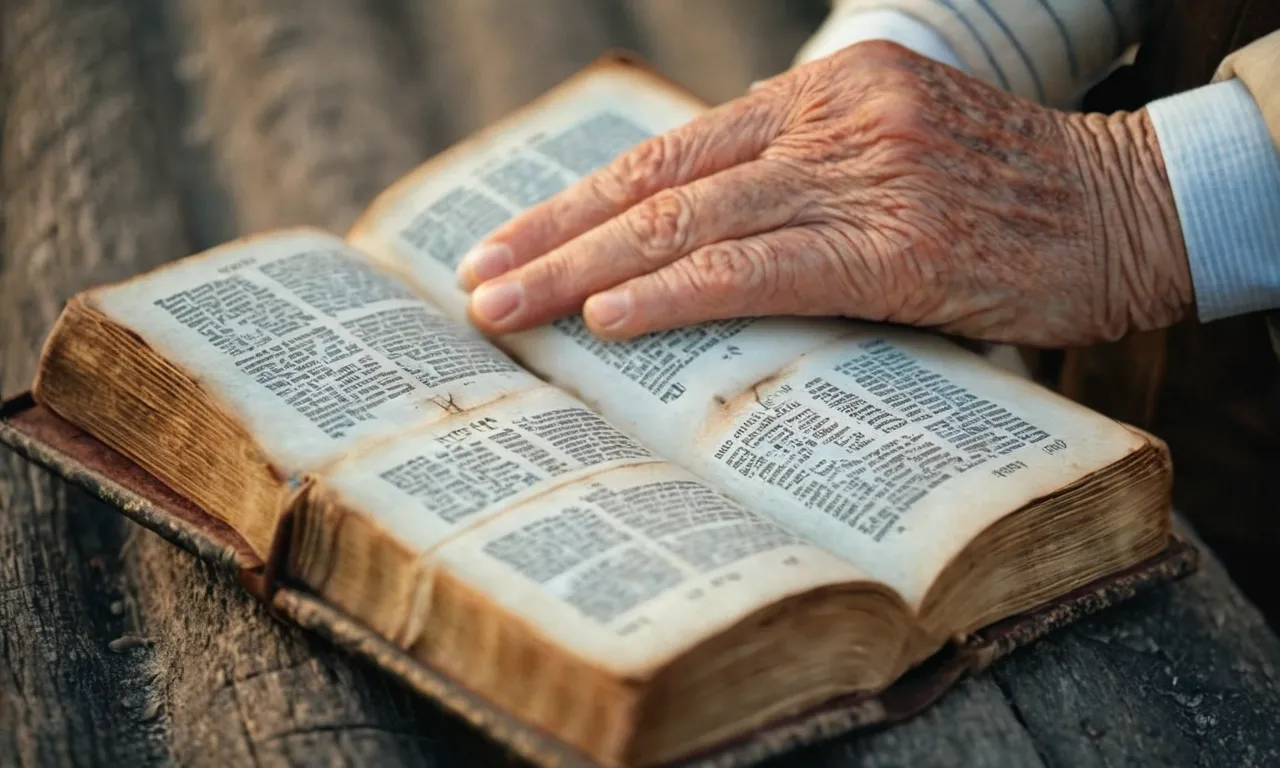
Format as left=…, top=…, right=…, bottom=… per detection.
left=17, top=54, right=1188, bottom=767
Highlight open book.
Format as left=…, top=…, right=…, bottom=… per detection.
left=30, top=55, right=1174, bottom=767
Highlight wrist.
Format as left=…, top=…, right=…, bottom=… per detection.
left=1064, top=109, right=1194, bottom=338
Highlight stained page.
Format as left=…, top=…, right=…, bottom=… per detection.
left=425, top=462, right=870, bottom=673
left=88, top=228, right=541, bottom=473
left=314, top=385, right=871, bottom=670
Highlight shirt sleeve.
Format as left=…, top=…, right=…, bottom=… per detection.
left=794, top=8, right=968, bottom=72
left=793, top=0, right=1150, bottom=107
left=1147, top=79, right=1280, bottom=321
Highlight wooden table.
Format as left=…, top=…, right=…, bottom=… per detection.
left=3, top=1, right=1279, bottom=765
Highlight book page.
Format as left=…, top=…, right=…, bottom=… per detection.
left=326, top=447, right=870, bottom=674
left=434, top=463, right=871, bottom=672
left=317, top=386, right=661, bottom=552
left=348, top=63, right=1148, bottom=608
left=347, top=62, right=853, bottom=461
left=88, top=229, right=542, bottom=473
left=686, top=327, right=1146, bottom=607
left=315, top=386, right=869, bottom=670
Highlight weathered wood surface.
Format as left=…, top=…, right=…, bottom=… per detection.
left=1, top=1, right=1278, bottom=766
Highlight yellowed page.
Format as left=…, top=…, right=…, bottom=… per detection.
left=320, top=406, right=871, bottom=673
left=349, top=63, right=1151, bottom=609
left=685, top=327, right=1147, bottom=607
left=317, top=386, right=661, bottom=553
left=86, top=228, right=541, bottom=474
left=431, top=462, right=871, bottom=674
left=87, top=221, right=872, bottom=675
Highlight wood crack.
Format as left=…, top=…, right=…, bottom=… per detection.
left=256, top=721, right=438, bottom=745
left=989, top=669, right=1053, bottom=767
left=228, top=674, right=263, bottom=767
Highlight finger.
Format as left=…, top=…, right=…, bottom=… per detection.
left=465, top=161, right=809, bottom=335
left=580, top=227, right=852, bottom=339
left=457, top=90, right=788, bottom=290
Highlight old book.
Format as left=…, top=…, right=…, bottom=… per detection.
left=26, top=54, right=1182, bottom=767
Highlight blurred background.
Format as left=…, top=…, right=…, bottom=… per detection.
left=2, top=0, right=830, bottom=397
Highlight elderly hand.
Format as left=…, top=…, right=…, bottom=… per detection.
left=458, top=41, right=1193, bottom=347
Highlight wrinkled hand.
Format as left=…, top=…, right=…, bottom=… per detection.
left=459, top=41, right=1192, bottom=347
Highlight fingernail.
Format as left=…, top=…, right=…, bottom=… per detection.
left=458, top=243, right=513, bottom=288
left=586, top=290, right=632, bottom=330
left=471, top=281, right=523, bottom=325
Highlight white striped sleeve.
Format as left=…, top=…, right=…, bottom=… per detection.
left=795, top=0, right=1151, bottom=107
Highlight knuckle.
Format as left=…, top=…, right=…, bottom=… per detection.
left=586, top=166, right=633, bottom=209
left=687, top=243, right=768, bottom=297
left=631, top=133, right=682, bottom=179
left=524, top=255, right=573, bottom=297
left=622, top=188, right=694, bottom=261
left=603, top=132, right=682, bottom=201
left=651, top=262, right=693, bottom=299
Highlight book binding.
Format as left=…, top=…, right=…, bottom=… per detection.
left=0, top=393, right=1199, bottom=768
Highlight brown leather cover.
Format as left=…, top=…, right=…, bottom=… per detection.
left=0, top=392, right=1199, bottom=768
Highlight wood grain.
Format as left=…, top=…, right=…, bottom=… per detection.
left=2, top=3, right=182, bottom=764
left=2, top=1, right=1279, bottom=766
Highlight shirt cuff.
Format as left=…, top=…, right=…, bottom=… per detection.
left=1148, top=79, right=1280, bottom=322
left=794, top=8, right=967, bottom=73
